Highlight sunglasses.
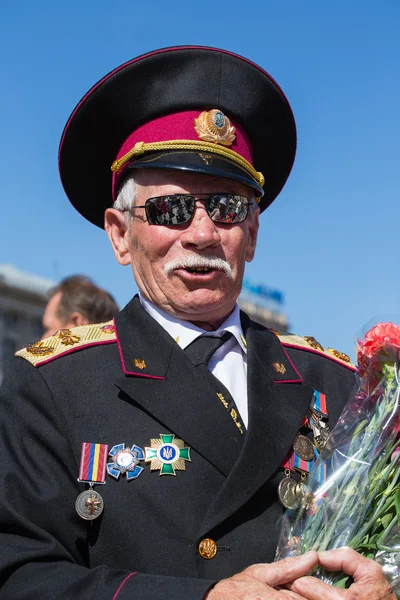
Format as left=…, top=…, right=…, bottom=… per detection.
left=129, top=193, right=254, bottom=226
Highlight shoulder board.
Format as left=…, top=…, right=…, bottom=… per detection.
left=16, top=321, right=116, bottom=367
left=274, top=331, right=356, bottom=370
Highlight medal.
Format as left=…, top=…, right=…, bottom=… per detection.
left=76, top=442, right=108, bottom=520
left=293, top=434, right=314, bottom=461
left=278, top=471, right=300, bottom=510
left=107, top=443, right=145, bottom=480
left=75, top=487, right=104, bottom=520
left=145, top=434, right=191, bottom=476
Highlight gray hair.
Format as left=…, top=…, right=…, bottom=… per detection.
left=114, top=175, right=137, bottom=224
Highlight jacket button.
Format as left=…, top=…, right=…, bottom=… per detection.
left=198, top=538, right=217, bottom=560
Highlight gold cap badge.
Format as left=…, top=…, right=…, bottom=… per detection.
left=194, top=109, right=236, bottom=146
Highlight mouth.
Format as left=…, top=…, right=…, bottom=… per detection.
left=163, top=255, right=233, bottom=280
left=182, top=266, right=216, bottom=275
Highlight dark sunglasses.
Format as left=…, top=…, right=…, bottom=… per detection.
left=130, top=193, right=254, bottom=226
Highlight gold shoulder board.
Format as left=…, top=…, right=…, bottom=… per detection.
left=16, top=321, right=116, bottom=367
left=274, top=331, right=356, bottom=370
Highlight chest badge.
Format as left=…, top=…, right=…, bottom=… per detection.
left=107, top=443, right=145, bottom=480
left=145, top=434, right=191, bottom=476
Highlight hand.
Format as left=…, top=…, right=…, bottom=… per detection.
left=205, top=551, right=319, bottom=599
left=284, top=547, right=395, bottom=599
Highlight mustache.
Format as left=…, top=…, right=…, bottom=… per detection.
left=164, top=255, right=233, bottom=279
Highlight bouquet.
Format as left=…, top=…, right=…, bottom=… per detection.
left=276, top=322, right=400, bottom=592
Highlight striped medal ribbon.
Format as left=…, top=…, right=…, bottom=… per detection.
left=76, top=442, right=108, bottom=521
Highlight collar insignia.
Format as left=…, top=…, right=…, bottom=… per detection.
left=273, top=361, right=287, bottom=374
left=134, top=358, right=146, bottom=370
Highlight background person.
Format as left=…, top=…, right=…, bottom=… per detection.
left=42, top=275, right=118, bottom=338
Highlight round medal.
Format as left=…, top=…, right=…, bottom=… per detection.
left=75, top=489, right=104, bottom=520
left=278, top=477, right=300, bottom=510
left=293, top=434, right=315, bottom=461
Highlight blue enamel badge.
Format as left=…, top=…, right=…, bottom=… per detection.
left=107, top=443, right=144, bottom=480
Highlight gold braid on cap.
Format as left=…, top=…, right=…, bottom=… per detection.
left=111, top=140, right=265, bottom=190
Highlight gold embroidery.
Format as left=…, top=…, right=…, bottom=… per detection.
left=304, top=336, right=324, bottom=352
left=26, top=341, right=55, bottom=356
left=55, top=329, right=80, bottom=346
left=273, top=362, right=286, bottom=374
left=217, top=392, right=229, bottom=409
left=327, top=348, right=351, bottom=363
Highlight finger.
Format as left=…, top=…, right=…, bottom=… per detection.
left=285, top=575, right=345, bottom=599
left=318, top=547, right=384, bottom=582
left=246, top=551, right=319, bottom=587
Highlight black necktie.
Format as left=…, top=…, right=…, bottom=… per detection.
left=184, top=331, right=233, bottom=366
left=184, top=331, right=246, bottom=435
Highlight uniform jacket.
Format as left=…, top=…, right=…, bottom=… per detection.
left=0, top=296, right=357, bottom=600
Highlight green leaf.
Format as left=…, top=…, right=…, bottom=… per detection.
left=395, top=488, right=400, bottom=525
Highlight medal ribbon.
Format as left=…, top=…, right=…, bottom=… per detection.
left=312, top=390, right=327, bottom=416
left=78, top=442, right=108, bottom=483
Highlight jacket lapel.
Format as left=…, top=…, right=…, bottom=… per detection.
left=114, top=297, right=243, bottom=477
left=198, top=315, right=314, bottom=537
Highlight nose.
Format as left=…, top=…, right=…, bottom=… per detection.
left=179, top=202, right=222, bottom=250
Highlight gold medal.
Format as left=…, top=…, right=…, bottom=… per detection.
left=75, top=489, right=104, bottom=520
left=278, top=476, right=300, bottom=510
left=293, top=434, right=315, bottom=461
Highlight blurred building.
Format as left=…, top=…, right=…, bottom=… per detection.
left=238, top=277, right=289, bottom=332
left=0, top=265, right=54, bottom=384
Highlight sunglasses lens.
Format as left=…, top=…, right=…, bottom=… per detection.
left=208, top=195, right=248, bottom=223
left=145, top=196, right=194, bottom=225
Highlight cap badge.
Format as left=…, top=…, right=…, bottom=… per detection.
left=194, top=109, right=236, bottom=146
left=145, top=434, right=191, bottom=476
left=107, top=443, right=145, bottom=480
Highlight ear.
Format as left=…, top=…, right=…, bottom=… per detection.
left=104, top=208, right=132, bottom=266
left=69, top=312, right=89, bottom=327
left=245, top=208, right=260, bottom=263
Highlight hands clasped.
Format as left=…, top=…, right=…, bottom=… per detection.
left=206, top=548, right=395, bottom=600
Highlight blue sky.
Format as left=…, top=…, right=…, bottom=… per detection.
left=1, top=1, right=399, bottom=358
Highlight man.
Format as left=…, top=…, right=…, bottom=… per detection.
left=0, top=47, right=394, bottom=599
left=42, top=275, right=119, bottom=338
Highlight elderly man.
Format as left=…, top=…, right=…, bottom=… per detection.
left=0, top=47, right=394, bottom=599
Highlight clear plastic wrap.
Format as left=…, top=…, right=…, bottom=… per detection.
left=276, top=322, right=400, bottom=590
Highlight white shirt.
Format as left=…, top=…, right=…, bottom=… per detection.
left=139, top=294, right=248, bottom=427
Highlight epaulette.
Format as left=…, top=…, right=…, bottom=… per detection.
left=16, top=321, right=116, bottom=367
left=273, top=331, right=356, bottom=370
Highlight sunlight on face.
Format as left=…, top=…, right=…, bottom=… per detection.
left=114, top=170, right=259, bottom=328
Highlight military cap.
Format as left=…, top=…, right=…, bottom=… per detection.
left=59, top=45, right=296, bottom=228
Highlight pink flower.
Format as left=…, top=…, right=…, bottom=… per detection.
left=357, top=322, right=400, bottom=376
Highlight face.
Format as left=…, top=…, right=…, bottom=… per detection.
left=105, top=169, right=259, bottom=328
left=42, top=292, right=66, bottom=338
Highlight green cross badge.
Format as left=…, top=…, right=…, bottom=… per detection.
left=144, top=434, right=191, bottom=476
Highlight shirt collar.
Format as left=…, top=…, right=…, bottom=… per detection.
left=139, top=293, right=247, bottom=354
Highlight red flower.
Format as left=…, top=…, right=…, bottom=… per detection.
left=356, top=322, right=400, bottom=381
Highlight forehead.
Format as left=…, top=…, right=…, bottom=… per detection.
left=134, top=169, right=253, bottom=197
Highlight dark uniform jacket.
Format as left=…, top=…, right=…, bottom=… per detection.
left=0, top=297, right=356, bottom=600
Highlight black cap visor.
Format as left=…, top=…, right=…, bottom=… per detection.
left=119, top=150, right=265, bottom=198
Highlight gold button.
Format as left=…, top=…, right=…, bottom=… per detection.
left=198, top=538, right=217, bottom=560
